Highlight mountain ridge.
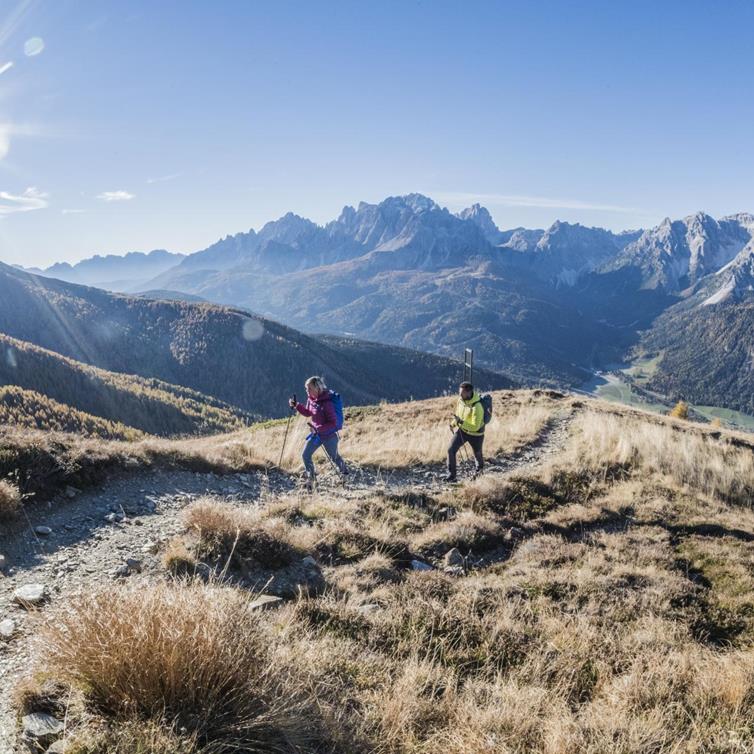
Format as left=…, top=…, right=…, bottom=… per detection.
left=0, top=262, right=514, bottom=422
left=29, top=193, right=754, bottom=417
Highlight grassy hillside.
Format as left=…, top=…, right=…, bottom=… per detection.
left=0, top=386, right=143, bottom=440
left=0, top=263, right=513, bottom=417
left=0, top=333, right=255, bottom=436
left=12, top=389, right=754, bottom=752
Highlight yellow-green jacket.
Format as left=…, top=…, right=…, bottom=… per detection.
left=455, top=392, right=484, bottom=436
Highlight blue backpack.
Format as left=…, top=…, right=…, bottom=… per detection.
left=330, top=390, right=344, bottom=431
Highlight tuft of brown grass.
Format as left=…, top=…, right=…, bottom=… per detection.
left=0, top=478, right=21, bottom=519
left=35, top=582, right=319, bottom=752
left=161, top=536, right=197, bottom=576
left=184, top=498, right=301, bottom=569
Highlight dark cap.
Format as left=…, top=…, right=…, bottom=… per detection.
left=460, top=381, right=473, bottom=391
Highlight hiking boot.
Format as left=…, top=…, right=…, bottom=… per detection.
left=443, top=473, right=457, bottom=483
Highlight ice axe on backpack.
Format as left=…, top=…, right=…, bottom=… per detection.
left=278, top=394, right=296, bottom=470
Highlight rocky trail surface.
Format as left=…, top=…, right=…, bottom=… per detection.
left=0, top=409, right=574, bottom=751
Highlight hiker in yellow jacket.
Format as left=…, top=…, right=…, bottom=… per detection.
left=445, top=381, right=485, bottom=482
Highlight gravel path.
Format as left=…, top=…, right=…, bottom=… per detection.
left=0, top=409, right=575, bottom=751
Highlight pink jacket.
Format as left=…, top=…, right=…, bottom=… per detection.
left=294, top=391, right=338, bottom=436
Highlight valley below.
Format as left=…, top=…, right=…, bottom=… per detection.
left=580, top=356, right=754, bottom=433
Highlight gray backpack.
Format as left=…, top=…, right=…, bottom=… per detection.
left=480, top=394, right=493, bottom=425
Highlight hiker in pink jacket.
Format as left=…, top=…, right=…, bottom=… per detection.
left=289, top=375, right=347, bottom=490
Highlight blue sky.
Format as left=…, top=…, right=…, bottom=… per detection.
left=2, top=0, right=754, bottom=266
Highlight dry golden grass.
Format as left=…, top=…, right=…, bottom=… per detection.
left=19, top=390, right=754, bottom=752
left=185, top=498, right=302, bottom=569
left=65, top=720, right=198, bottom=754
left=561, top=409, right=754, bottom=504
left=278, top=495, right=754, bottom=752
left=411, top=510, right=502, bottom=559
left=161, top=535, right=197, bottom=576
left=34, top=582, right=320, bottom=753
left=26, top=474, right=754, bottom=753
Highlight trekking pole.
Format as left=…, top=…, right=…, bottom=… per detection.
left=316, top=430, right=345, bottom=481
left=278, top=394, right=296, bottom=470
left=449, top=422, right=472, bottom=470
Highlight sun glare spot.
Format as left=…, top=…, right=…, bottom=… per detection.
left=23, top=37, right=44, bottom=56
left=242, top=318, right=264, bottom=342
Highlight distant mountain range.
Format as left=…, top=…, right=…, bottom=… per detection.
left=22, top=194, right=754, bottom=416
left=0, top=262, right=512, bottom=434
left=27, top=250, right=185, bottom=291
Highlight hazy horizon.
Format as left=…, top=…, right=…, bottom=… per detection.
left=3, top=0, right=754, bottom=266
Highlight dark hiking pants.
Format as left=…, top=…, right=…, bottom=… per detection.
left=302, top=433, right=347, bottom=478
left=447, top=429, right=484, bottom=478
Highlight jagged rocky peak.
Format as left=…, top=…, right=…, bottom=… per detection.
left=720, top=212, right=754, bottom=228
left=456, top=203, right=502, bottom=243
left=395, top=193, right=440, bottom=214
left=611, top=211, right=754, bottom=292
left=330, top=194, right=445, bottom=248
left=257, top=212, right=319, bottom=245
left=536, top=220, right=619, bottom=252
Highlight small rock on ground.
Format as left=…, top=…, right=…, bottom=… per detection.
left=443, top=547, right=464, bottom=567
left=21, top=711, right=64, bottom=748
left=13, top=584, right=47, bottom=608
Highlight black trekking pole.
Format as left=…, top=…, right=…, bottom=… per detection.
left=278, top=394, right=296, bottom=470
left=449, top=421, right=472, bottom=471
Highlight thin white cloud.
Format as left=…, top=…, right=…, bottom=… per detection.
left=97, top=190, right=134, bottom=202
left=146, top=172, right=181, bottom=184
left=61, top=208, right=85, bottom=215
left=0, top=62, right=14, bottom=76
left=0, top=186, right=48, bottom=214
left=433, top=191, right=641, bottom=214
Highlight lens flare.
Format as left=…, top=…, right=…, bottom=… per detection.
left=23, top=36, right=44, bottom=56
left=241, top=318, right=264, bottom=342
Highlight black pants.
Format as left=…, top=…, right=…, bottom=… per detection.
left=447, top=429, right=484, bottom=477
